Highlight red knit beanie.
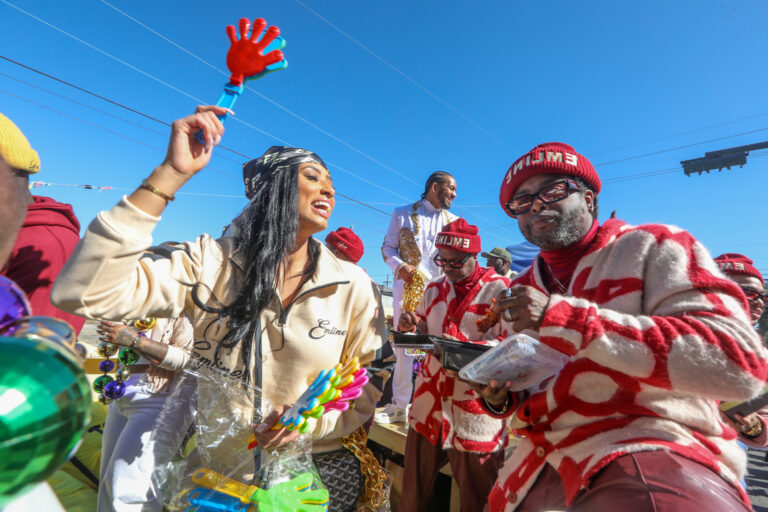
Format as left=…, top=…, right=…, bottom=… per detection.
left=325, top=227, right=364, bottom=263
left=435, top=219, right=481, bottom=254
left=713, top=253, right=762, bottom=280
left=499, top=142, right=601, bottom=217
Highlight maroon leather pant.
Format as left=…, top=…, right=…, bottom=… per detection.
left=516, top=450, right=752, bottom=512
left=400, top=429, right=504, bottom=512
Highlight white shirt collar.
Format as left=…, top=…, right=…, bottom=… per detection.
left=420, top=198, right=440, bottom=213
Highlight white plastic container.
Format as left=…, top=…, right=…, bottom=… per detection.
left=458, top=333, right=569, bottom=390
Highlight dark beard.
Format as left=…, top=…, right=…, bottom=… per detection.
left=522, top=207, right=587, bottom=251
left=438, top=191, right=452, bottom=209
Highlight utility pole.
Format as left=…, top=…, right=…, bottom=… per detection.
left=681, top=141, right=768, bottom=176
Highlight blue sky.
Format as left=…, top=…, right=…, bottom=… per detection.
left=1, top=0, right=767, bottom=283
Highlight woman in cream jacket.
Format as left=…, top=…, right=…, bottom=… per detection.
left=52, top=106, right=386, bottom=461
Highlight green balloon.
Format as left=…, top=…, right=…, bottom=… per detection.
left=0, top=335, right=91, bottom=502
left=118, top=347, right=140, bottom=366
left=93, top=374, right=114, bottom=394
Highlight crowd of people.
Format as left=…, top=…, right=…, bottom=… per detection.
left=1, top=103, right=767, bottom=512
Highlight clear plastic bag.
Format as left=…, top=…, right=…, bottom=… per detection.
left=458, top=333, right=569, bottom=390
left=150, top=366, right=328, bottom=511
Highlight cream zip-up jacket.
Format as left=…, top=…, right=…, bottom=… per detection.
left=52, top=197, right=386, bottom=452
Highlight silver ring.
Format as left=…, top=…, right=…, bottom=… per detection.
left=501, top=309, right=514, bottom=323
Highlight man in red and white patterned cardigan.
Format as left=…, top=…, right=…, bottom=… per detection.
left=398, top=218, right=511, bottom=512
left=475, top=142, right=768, bottom=511
left=714, top=253, right=768, bottom=448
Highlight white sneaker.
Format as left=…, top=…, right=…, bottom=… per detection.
left=374, top=403, right=407, bottom=424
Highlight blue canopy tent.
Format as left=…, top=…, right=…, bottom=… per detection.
left=506, top=241, right=539, bottom=273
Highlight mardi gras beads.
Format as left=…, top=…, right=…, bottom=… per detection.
left=94, top=339, right=119, bottom=403
left=121, top=318, right=156, bottom=369
left=118, top=346, right=141, bottom=366
left=94, top=318, right=156, bottom=403
left=114, top=318, right=156, bottom=397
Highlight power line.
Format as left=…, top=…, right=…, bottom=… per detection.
left=603, top=167, right=679, bottom=184
left=0, top=2, right=416, bottom=200
left=30, top=180, right=399, bottom=220
left=2, top=84, right=399, bottom=217
left=0, top=70, right=167, bottom=138
left=0, top=87, right=239, bottom=180
left=1, top=88, right=161, bottom=153
left=0, top=53, right=411, bottom=200
left=1, top=56, right=167, bottom=129
left=0, top=58, right=413, bottom=210
left=0, top=55, right=252, bottom=160
left=334, top=192, right=391, bottom=216
left=591, top=111, right=768, bottom=156
left=293, top=0, right=515, bottom=152
left=99, top=0, right=421, bottom=188
left=0, top=1, right=288, bottom=143
left=455, top=129, right=768, bottom=202
left=594, top=126, right=768, bottom=167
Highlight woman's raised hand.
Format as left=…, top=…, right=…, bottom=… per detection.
left=131, top=105, right=232, bottom=216
left=159, top=105, right=231, bottom=182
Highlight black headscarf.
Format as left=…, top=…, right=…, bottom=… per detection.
left=243, top=146, right=326, bottom=200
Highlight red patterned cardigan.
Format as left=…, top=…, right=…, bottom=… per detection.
left=485, top=219, right=768, bottom=511
left=409, top=266, right=511, bottom=452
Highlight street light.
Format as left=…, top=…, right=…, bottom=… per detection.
left=681, top=141, right=768, bottom=176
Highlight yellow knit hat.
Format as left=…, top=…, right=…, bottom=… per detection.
left=0, top=113, right=40, bottom=174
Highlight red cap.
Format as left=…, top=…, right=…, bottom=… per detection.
left=713, top=253, right=762, bottom=280
left=325, top=227, right=364, bottom=263
left=499, top=142, right=601, bottom=217
left=435, top=218, right=481, bottom=254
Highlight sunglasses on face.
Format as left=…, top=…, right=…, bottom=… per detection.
left=741, top=286, right=768, bottom=304
left=505, top=179, right=582, bottom=218
left=433, top=253, right=471, bottom=269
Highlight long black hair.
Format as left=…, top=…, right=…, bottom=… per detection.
left=192, top=147, right=326, bottom=383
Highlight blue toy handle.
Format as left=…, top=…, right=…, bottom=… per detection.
left=186, top=488, right=251, bottom=512
left=195, top=83, right=244, bottom=145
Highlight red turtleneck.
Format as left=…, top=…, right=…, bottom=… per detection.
left=453, top=262, right=485, bottom=303
left=539, top=218, right=599, bottom=294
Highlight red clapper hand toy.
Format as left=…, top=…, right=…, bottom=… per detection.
left=195, top=17, right=287, bottom=143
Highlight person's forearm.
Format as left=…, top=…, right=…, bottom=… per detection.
left=156, top=345, right=191, bottom=371
left=114, top=326, right=169, bottom=365
left=133, top=335, right=170, bottom=366
left=127, top=163, right=189, bottom=217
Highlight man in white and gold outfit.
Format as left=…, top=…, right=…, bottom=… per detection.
left=377, top=171, right=459, bottom=423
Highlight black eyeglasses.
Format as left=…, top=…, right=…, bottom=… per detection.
left=505, top=179, right=582, bottom=218
left=741, top=286, right=768, bottom=304
left=433, top=253, right=471, bottom=269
